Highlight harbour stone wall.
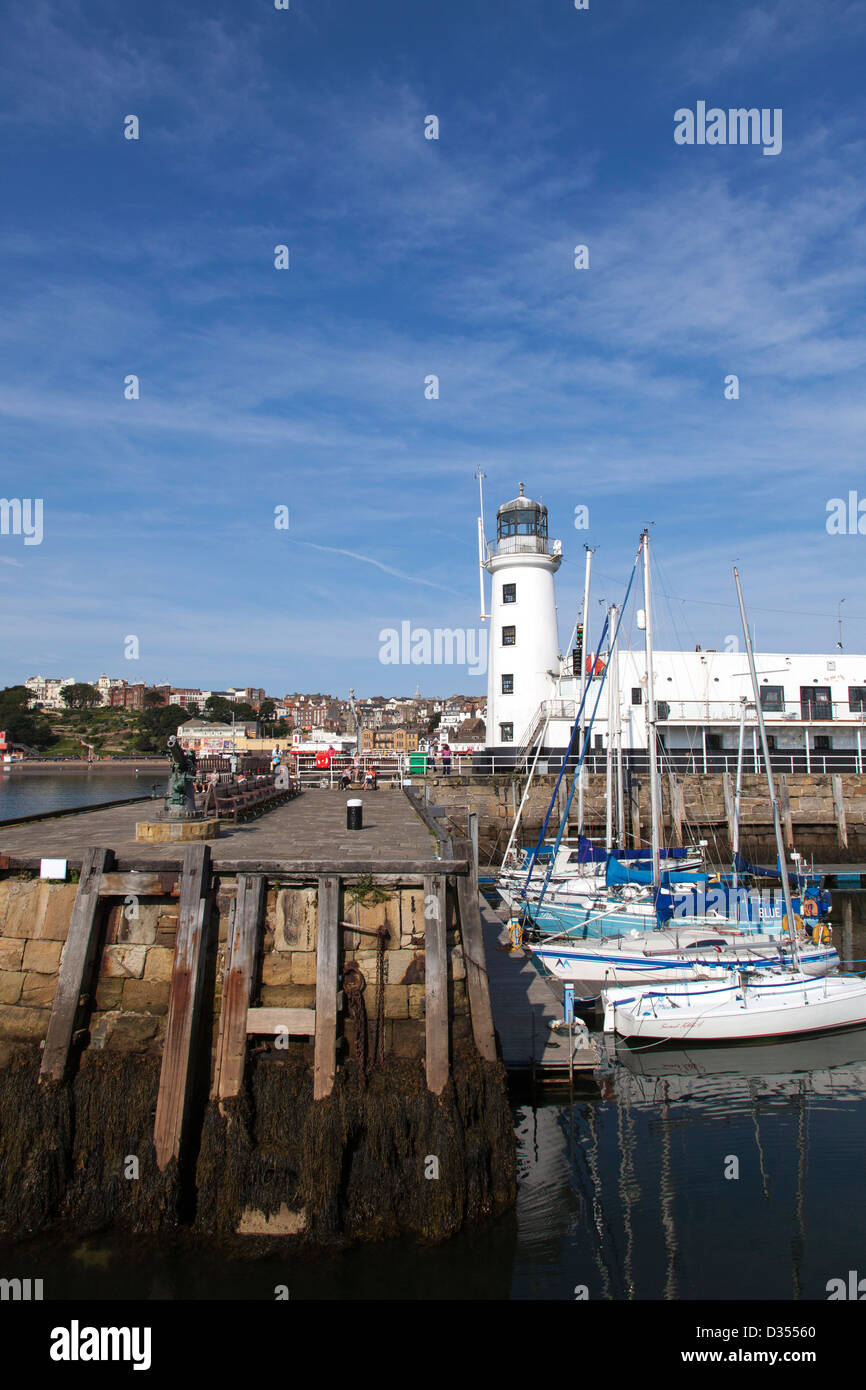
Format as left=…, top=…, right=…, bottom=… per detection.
left=421, top=772, right=866, bottom=862
left=0, top=876, right=471, bottom=1066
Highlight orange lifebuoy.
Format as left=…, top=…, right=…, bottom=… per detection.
left=315, top=752, right=332, bottom=770
left=802, top=898, right=818, bottom=918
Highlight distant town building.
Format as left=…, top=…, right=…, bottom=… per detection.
left=25, top=676, right=76, bottom=709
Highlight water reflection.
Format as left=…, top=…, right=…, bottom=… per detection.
left=512, top=1024, right=866, bottom=1300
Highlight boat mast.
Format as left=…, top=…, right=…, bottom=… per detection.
left=614, top=619, right=625, bottom=848
left=731, top=696, right=747, bottom=890
left=605, top=604, right=616, bottom=851
left=577, top=546, right=594, bottom=836
left=734, top=567, right=800, bottom=969
left=641, top=531, right=662, bottom=887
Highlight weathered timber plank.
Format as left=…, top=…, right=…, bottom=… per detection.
left=313, top=874, right=340, bottom=1100
left=832, top=774, right=849, bottom=850
left=668, top=772, right=684, bottom=848
left=39, top=847, right=115, bottom=1083
left=453, top=840, right=496, bottom=1063
left=424, top=872, right=449, bottom=1094
left=722, top=773, right=735, bottom=846
left=212, top=873, right=266, bottom=1101
left=778, top=775, right=793, bottom=848
left=98, top=871, right=178, bottom=897
left=154, top=844, right=213, bottom=1171
left=246, top=1007, right=316, bottom=1036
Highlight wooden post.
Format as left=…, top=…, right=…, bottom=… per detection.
left=556, top=778, right=568, bottom=833
left=777, top=775, right=793, bottom=849
left=424, top=872, right=449, bottom=1094
left=314, top=874, right=339, bottom=1100
left=467, top=812, right=479, bottom=875
left=629, top=777, right=641, bottom=849
left=212, top=873, right=266, bottom=1102
left=722, top=772, right=735, bottom=850
left=453, top=839, right=496, bottom=1063
left=668, top=772, right=684, bottom=848
left=154, top=844, right=213, bottom=1171
left=832, top=774, right=849, bottom=850
left=40, top=847, right=115, bottom=1083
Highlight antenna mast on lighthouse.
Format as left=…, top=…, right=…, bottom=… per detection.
left=476, top=467, right=490, bottom=620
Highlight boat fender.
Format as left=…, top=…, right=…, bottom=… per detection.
left=781, top=912, right=804, bottom=937
left=812, top=922, right=832, bottom=945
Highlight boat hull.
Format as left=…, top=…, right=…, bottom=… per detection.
left=603, top=974, right=866, bottom=1043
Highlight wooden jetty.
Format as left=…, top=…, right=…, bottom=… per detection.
left=480, top=898, right=599, bottom=1084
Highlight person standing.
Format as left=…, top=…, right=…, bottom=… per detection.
left=441, top=744, right=452, bottom=776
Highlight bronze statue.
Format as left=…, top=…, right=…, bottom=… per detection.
left=165, top=735, right=198, bottom=816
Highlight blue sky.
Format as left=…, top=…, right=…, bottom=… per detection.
left=2, top=0, right=866, bottom=697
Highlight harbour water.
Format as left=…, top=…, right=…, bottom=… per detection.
left=0, top=768, right=162, bottom=821
left=2, top=903, right=864, bottom=1300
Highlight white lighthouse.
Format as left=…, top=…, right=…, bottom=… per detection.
left=484, top=484, right=562, bottom=753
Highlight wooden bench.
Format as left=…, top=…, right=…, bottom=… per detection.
left=202, top=776, right=300, bottom=823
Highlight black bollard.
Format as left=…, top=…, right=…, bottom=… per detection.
left=346, top=798, right=363, bottom=831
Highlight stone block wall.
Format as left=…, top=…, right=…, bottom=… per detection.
left=0, top=874, right=473, bottom=1069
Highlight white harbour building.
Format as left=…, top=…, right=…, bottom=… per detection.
left=482, top=487, right=866, bottom=772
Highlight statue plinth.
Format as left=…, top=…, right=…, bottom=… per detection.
left=136, top=818, right=221, bottom=844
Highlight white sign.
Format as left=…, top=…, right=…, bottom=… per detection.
left=40, top=858, right=68, bottom=881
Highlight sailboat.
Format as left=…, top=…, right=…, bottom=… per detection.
left=602, top=565, right=866, bottom=1045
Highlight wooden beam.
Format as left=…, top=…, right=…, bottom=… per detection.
left=313, top=874, right=340, bottom=1100
left=453, top=840, right=496, bottom=1063
left=423, top=872, right=449, bottom=1094
left=722, top=772, right=735, bottom=848
left=154, top=844, right=213, bottom=1171
left=39, top=847, right=115, bottom=1083
left=246, top=1007, right=316, bottom=1036
left=98, top=871, right=178, bottom=898
left=629, top=778, right=641, bottom=850
left=832, top=774, right=849, bottom=850
left=668, top=772, right=684, bottom=848
left=212, top=873, right=266, bottom=1102
left=777, top=775, right=793, bottom=848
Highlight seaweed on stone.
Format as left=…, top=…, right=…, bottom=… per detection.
left=195, top=1042, right=516, bottom=1247
left=0, top=1046, right=73, bottom=1236
left=61, top=1052, right=179, bottom=1235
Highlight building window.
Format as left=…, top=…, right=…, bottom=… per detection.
left=502, top=626, right=516, bottom=646
left=499, top=722, right=514, bottom=742
left=765, top=734, right=776, bottom=750
left=593, top=735, right=603, bottom=751
left=707, top=734, right=722, bottom=751
left=501, top=674, right=514, bottom=694
left=760, top=685, right=785, bottom=712
left=631, top=687, right=642, bottom=705
left=849, top=686, right=866, bottom=713
left=502, top=583, right=516, bottom=604
left=800, top=685, right=832, bottom=721
left=813, top=734, right=832, bottom=751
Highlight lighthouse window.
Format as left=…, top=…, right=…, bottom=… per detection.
left=497, top=508, right=547, bottom=540
left=631, top=688, right=642, bottom=705
left=499, top=722, right=514, bottom=742
left=502, top=583, right=516, bottom=604
left=502, top=626, right=516, bottom=646
left=501, top=674, right=514, bottom=694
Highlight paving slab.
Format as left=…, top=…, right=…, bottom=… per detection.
left=0, top=789, right=436, bottom=867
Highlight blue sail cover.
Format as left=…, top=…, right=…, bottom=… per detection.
left=605, top=856, right=710, bottom=888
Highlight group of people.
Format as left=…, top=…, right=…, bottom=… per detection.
left=431, top=743, right=453, bottom=774
left=339, top=757, right=377, bottom=791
